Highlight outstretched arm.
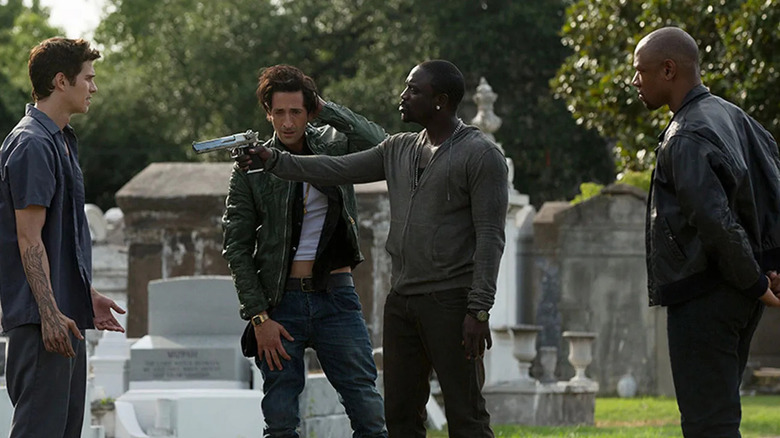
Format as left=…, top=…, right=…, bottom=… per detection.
left=242, top=139, right=387, bottom=187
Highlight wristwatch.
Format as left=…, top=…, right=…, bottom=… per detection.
left=251, top=312, right=270, bottom=326
left=470, top=310, right=490, bottom=322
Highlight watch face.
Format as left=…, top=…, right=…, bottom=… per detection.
left=477, top=310, right=489, bottom=322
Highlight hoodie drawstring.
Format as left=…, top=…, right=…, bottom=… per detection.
left=447, top=145, right=452, bottom=201
left=417, top=120, right=466, bottom=200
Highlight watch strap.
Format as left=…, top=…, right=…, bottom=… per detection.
left=251, top=312, right=270, bottom=326
left=468, top=309, right=490, bottom=322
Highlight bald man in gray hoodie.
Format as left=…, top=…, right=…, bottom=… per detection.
left=245, top=60, right=508, bottom=438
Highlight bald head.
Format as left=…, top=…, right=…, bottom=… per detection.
left=632, top=27, right=703, bottom=112
left=636, top=27, right=700, bottom=79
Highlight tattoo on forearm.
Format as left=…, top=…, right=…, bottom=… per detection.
left=21, top=243, right=60, bottom=324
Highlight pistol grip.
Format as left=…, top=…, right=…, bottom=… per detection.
left=231, top=147, right=263, bottom=172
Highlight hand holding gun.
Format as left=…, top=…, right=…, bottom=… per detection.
left=235, top=144, right=273, bottom=172
left=192, top=130, right=265, bottom=173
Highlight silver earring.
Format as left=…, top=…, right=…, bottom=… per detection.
left=436, top=105, right=441, bottom=111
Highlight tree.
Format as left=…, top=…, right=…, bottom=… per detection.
left=418, top=0, right=616, bottom=206
left=275, top=0, right=617, bottom=206
left=0, top=0, right=61, bottom=136
left=79, top=0, right=437, bottom=209
left=77, top=0, right=617, bottom=209
left=552, top=0, right=779, bottom=172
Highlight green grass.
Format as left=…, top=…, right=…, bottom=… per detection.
left=427, top=395, right=780, bottom=437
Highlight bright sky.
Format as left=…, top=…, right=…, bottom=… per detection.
left=32, top=0, right=108, bottom=39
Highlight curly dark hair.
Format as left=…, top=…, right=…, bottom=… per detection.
left=28, top=38, right=101, bottom=101
left=256, top=65, right=318, bottom=114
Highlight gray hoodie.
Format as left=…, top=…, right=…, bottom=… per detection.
left=265, top=124, right=508, bottom=312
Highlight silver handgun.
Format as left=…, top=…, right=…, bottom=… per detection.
left=192, top=130, right=262, bottom=172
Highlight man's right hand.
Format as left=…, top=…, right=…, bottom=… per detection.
left=759, top=276, right=780, bottom=307
left=236, top=145, right=273, bottom=172
left=768, top=271, right=780, bottom=294
left=41, top=311, right=83, bottom=358
left=254, top=318, right=294, bottom=370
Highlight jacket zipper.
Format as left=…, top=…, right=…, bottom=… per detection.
left=274, top=181, right=294, bottom=302
left=398, top=142, right=428, bottom=282
left=397, top=129, right=459, bottom=284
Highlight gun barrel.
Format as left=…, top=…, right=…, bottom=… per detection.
left=192, top=130, right=258, bottom=154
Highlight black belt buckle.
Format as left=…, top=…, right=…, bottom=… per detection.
left=296, top=277, right=315, bottom=292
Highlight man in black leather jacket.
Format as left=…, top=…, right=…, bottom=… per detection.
left=633, top=27, right=780, bottom=437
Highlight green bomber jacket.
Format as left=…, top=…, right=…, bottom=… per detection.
left=222, top=102, right=386, bottom=320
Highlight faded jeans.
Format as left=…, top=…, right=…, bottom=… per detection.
left=257, top=274, right=387, bottom=438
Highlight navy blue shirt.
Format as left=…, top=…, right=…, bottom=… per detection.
left=0, top=104, right=94, bottom=331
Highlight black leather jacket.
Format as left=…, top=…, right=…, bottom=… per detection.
left=646, top=85, right=780, bottom=306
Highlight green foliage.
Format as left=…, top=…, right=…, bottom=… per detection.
left=90, top=397, right=115, bottom=410
left=618, top=169, right=651, bottom=193
left=570, top=168, right=651, bottom=204
left=2, top=0, right=617, bottom=209
left=90, top=0, right=439, bottom=142
left=419, top=0, right=615, bottom=206
left=571, top=182, right=605, bottom=204
left=12, top=0, right=775, bottom=210
left=0, top=0, right=61, bottom=136
left=318, top=1, right=439, bottom=135
left=78, top=0, right=440, bottom=209
left=552, top=0, right=779, bottom=173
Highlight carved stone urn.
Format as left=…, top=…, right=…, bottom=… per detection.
left=510, top=324, right=542, bottom=385
left=562, top=331, right=597, bottom=384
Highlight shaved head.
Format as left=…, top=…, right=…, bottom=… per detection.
left=636, top=27, right=700, bottom=78
left=632, top=26, right=703, bottom=112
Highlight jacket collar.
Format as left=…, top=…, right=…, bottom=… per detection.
left=657, top=84, right=710, bottom=143
left=25, top=103, right=74, bottom=137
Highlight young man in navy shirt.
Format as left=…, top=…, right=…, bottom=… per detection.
left=0, top=37, right=125, bottom=438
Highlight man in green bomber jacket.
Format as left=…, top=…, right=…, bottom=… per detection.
left=247, top=60, right=508, bottom=438
left=222, top=65, right=388, bottom=437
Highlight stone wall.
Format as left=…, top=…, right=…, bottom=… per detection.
left=531, top=184, right=674, bottom=396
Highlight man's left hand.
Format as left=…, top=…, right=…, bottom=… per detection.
left=92, top=289, right=126, bottom=332
left=463, top=314, right=492, bottom=360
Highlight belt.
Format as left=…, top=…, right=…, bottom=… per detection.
left=285, top=273, right=354, bottom=292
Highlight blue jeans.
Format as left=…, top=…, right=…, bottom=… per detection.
left=667, top=285, right=764, bottom=438
left=257, top=274, right=387, bottom=438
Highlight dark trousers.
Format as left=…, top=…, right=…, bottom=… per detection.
left=383, top=289, right=493, bottom=438
left=667, top=287, right=764, bottom=438
left=6, top=324, right=87, bottom=438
